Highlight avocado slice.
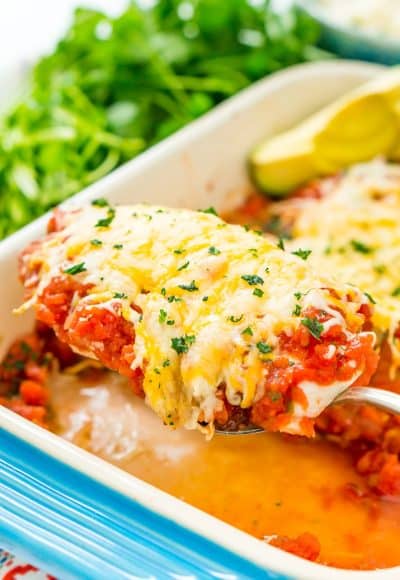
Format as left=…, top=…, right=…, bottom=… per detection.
left=250, top=68, right=400, bottom=196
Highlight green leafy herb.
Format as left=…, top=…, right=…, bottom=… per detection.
left=91, top=198, right=109, bottom=207
left=351, top=239, right=373, bottom=254
left=162, top=359, right=170, bottom=367
left=178, top=280, right=198, bottom=292
left=166, top=319, right=175, bottom=325
left=241, top=274, right=264, bottom=286
left=292, top=304, right=301, bottom=316
left=242, top=326, right=253, bottom=336
left=208, top=246, right=221, bottom=255
left=277, top=237, right=285, bottom=251
left=168, top=295, right=183, bottom=303
left=256, top=342, right=272, bottom=354
left=301, top=317, right=323, bottom=340
left=202, top=296, right=209, bottom=302
left=292, top=248, right=312, bottom=260
left=171, top=334, right=196, bottom=354
left=95, top=208, right=116, bottom=228
left=113, top=292, right=127, bottom=299
left=174, top=248, right=185, bottom=255
left=177, top=260, right=190, bottom=271
left=113, top=243, right=123, bottom=249
left=63, top=262, right=87, bottom=275
left=364, top=292, right=376, bottom=304
left=392, top=287, right=400, bottom=297
left=201, top=207, right=218, bottom=216
left=229, top=315, right=243, bottom=323
left=154, top=368, right=160, bottom=375
left=90, top=239, right=102, bottom=247
left=0, top=2, right=323, bottom=240
left=294, top=292, right=302, bottom=300
left=253, top=288, right=264, bottom=298
left=161, top=287, right=166, bottom=296
left=159, top=309, right=167, bottom=323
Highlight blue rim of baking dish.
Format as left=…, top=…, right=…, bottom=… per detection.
left=0, top=426, right=290, bottom=580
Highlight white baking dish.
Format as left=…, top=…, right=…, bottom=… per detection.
left=1, top=59, right=397, bottom=579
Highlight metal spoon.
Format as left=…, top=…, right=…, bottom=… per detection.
left=215, top=386, right=400, bottom=435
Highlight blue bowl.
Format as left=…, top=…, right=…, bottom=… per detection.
left=296, top=0, right=400, bottom=65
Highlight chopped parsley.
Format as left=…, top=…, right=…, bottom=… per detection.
left=63, top=262, right=87, bottom=275
left=241, top=274, right=264, bottom=286
left=171, top=334, right=196, bottom=354
left=256, top=342, right=273, bottom=354
left=294, top=291, right=302, bottom=300
left=113, top=243, right=123, bottom=249
left=154, top=368, right=161, bottom=375
left=208, top=246, right=221, bottom=255
left=301, top=317, right=323, bottom=340
left=351, top=239, right=373, bottom=254
left=174, top=248, right=185, bottom=254
left=364, top=292, right=376, bottom=304
left=166, top=319, right=175, bottom=326
left=95, top=207, right=116, bottom=228
left=90, top=238, right=102, bottom=247
left=161, top=287, right=166, bottom=296
left=253, top=288, right=264, bottom=298
left=159, top=309, right=167, bottom=323
left=202, top=296, right=209, bottom=302
left=113, top=292, right=127, bottom=299
left=229, top=315, right=243, bottom=323
left=242, top=326, right=253, bottom=336
left=264, top=267, right=270, bottom=274
left=178, top=280, right=199, bottom=292
left=292, top=304, right=301, bottom=316
left=162, top=359, right=170, bottom=367
left=177, top=261, right=190, bottom=271
left=392, top=287, right=400, bottom=297
left=91, top=197, right=109, bottom=207
left=277, top=237, right=285, bottom=251
left=292, top=248, right=312, bottom=260
left=200, top=207, right=218, bottom=216
left=168, top=295, right=183, bottom=303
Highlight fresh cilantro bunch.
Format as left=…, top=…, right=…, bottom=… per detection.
left=0, top=0, right=324, bottom=239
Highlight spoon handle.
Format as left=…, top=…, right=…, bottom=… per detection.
left=335, top=386, right=400, bottom=415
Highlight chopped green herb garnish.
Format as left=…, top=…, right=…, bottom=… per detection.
left=95, top=207, right=116, bottom=228
left=241, top=274, right=264, bottom=286
left=113, top=292, right=127, bottom=299
left=63, top=262, right=87, bottom=275
left=113, top=243, right=123, bottom=249
left=91, top=198, right=109, bottom=207
left=202, top=296, right=209, bottom=302
left=243, top=224, right=250, bottom=232
left=166, top=319, right=175, bottom=326
left=159, top=309, right=167, bottom=323
left=174, top=248, right=185, bottom=254
left=364, top=292, right=376, bottom=304
left=351, top=239, right=373, bottom=254
left=177, top=261, right=190, bottom=271
left=256, top=342, right=272, bottom=354
left=392, top=287, right=400, bottom=297
left=90, top=238, right=102, bottom=247
left=242, top=326, right=253, bottom=336
left=301, top=317, right=323, bottom=340
left=292, top=304, right=301, bottom=316
left=162, top=359, right=170, bottom=368
left=154, top=368, right=160, bottom=375
left=161, top=287, right=166, bottom=296
left=292, top=248, right=312, bottom=260
left=200, top=207, right=218, bottom=216
left=253, top=288, right=264, bottom=298
left=374, top=264, right=386, bottom=275
left=208, top=246, right=221, bottom=255
left=277, top=237, right=285, bottom=251
left=229, top=315, right=243, bottom=323
left=265, top=267, right=270, bottom=273
left=171, top=335, right=196, bottom=354
left=168, top=295, right=183, bottom=303
left=294, top=292, right=302, bottom=300
left=178, top=280, right=198, bottom=292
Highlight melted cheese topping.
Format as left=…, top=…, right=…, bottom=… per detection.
left=283, top=159, right=400, bottom=373
left=19, top=204, right=369, bottom=434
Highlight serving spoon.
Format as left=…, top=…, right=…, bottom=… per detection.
left=215, top=386, right=400, bottom=435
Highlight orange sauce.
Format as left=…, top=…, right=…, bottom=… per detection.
left=50, top=372, right=400, bottom=571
